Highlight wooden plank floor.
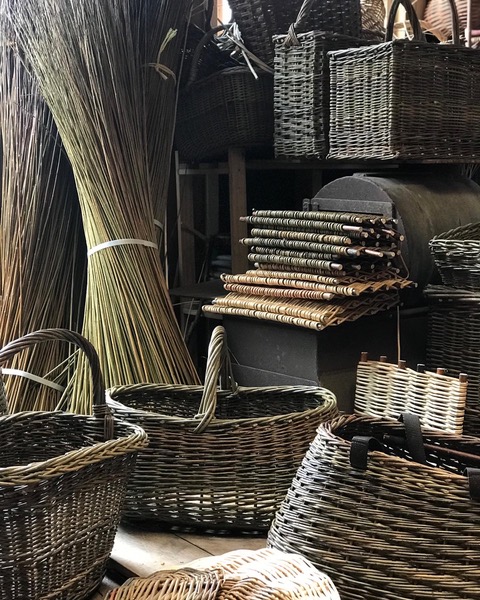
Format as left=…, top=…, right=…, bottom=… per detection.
left=89, top=523, right=267, bottom=598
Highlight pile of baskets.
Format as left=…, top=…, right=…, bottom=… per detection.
left=426, top=221, right=480, bottom=435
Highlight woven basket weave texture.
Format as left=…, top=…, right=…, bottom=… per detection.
left=0, top=329, right=147, bottom=600
left=268, top=413, right=480, bottom=599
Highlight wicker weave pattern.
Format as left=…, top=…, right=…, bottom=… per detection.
left=355, top=356, right=467, bottom=433
left=107, top=549, right=341, bottom=600
left=426, top=285, right=480, bottom=436
left=107, top=326, right=338, bottom=529
left=328, top=0, right=480, bottom=161
left=268, top=413, right=480, bottom=599
left=228, top=0, right=361, bottom=65
left=430, top=222, right=480, bottom=290
left=0, top=329, right=147, bottom=600
left=274, top=32, right=366, bottom=159
left=424, top=0, right=480, bottom=40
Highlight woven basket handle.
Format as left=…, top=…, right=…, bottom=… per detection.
left=282, top=0, right=315, bottom=47
left=0, top=328, right=109, bottom=426
left=194, top=326, right=237, bottom=433
left=385, top=0, right=426, bottom=42
left=186, top=24, right=228, bottom=88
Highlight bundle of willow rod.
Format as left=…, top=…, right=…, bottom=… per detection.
left=0, top=38, right=87, bottom=412
left=8, top=0, right=199, bottom=413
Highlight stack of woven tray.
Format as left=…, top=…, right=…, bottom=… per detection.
left=203, top=209, right=413, bottom=331
left=426, top=222, right=480, bottom=435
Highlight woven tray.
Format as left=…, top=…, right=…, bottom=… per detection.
left=355, top=353, right=467, bottom=433
left=268, top=413, right=480, bottom=599
left=0, top=329, right=147, bottom=600
left=430, top=221, right=480, bottom=290
left=328, top=0, right=480, bottom=161
left=107, top=326, right=337, bottom=529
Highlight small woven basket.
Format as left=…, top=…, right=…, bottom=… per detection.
left=355, top=352, right=468, bottom=434
left=268, top=412, right=480, bottom=599
left=429, top=221, right=480, bottom=290
left=0, top=329, right=147, bottom=600
left=175, top=26, right=273, bottom=162
left=274, top=0, right=369, bottom=160
left=228, top=0, right=361, bottom=65
left=107, top=326, right=338, bottom=530
left=328, top=0, right=480, bottom=161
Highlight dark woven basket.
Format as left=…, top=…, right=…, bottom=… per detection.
left=0, top=329, right=147, bottom=600
left=429, top=221, right=480, bottom=290
left=274, top=0, right=369, bottom=160
left=175, top=25, right=274, bottom=162
left=268, top=412, right=480, bottom=599
left=107, top=326, right=338, bottom=530
left=229, top=0, right=361, bottom=65
left=426, top=285, right=480, bottom=436
left=328, top=0, right=480, bottom=161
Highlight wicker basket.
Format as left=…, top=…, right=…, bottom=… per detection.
left=274, top=0, right=369, bottom=160
left=0, top=329, right=147, bottom=600
left=268, top=412, right=480, bottom=599
left=425, top=285, right=480, bottom=436
left=328, top=0, right=480, bottom=161
left=228, top=0, right=361, bottom=65
left=424, top=0, right=480, bottom=40
left=106, top=549, right=341, bottom=600
left=355, top=353, right=468, bottom=434
left=107, top=326, right=338, bottom=530
left=175, top=26, right=273, bottom=162
left=429, top=221, right=480, bottom=290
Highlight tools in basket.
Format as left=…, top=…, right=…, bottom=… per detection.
left=0, top=329, right=147, bottom=600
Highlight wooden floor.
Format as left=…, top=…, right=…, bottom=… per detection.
left=88, top=523, right=267, bottom=598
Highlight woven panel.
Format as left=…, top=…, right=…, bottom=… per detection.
left=268, top=413, right=480, bottom=599
left=176, top=67, right=273, bottom=162
left=329, top=41, right=480, bottom=161
left=355, top=358, right=467, bottom=434
left=228, top=0, right=361, bottom=65
left=274, top=32, right=366, bottom=159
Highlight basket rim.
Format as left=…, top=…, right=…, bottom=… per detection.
left=0, top=410, right=147, bottom=486
left=106, top=384, right=337, bottom=427
left=431, top=221, right=480, bottom=243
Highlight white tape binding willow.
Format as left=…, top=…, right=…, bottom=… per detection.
left=7, top=0, right=200, bottom=412
left=0, top=37, right=87, bottom=412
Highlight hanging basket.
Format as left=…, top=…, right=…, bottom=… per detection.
left=328, top=0, right=480, bottom=161
left=0, top=329, right=147, bottom=600
left=268, top=412, right=480, bottom=599
left=107, top=326, right=338, bottom=530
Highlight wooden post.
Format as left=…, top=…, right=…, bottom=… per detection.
left=175, top=151, right=196, bottom=287
left=228, top=147, right=249, bottom=274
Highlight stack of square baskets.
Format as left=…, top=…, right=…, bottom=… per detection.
left=0, top=328, right=147, bottom=600
left=107, top=325, right=338, bottom=531
left=427, top=221, right=480, bottom=435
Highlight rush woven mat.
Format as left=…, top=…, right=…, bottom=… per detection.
left=355, top=354, right=467, bottom=434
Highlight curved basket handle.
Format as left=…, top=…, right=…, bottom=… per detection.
left=283, top=0, right=315, bottom=47
left=186, top=24, right=229, bottom=88
left=0, top=329, right=111, bottom=434
left=385, top=0, right=426, bottom=42
left=194, top=326, right=238, bottom=433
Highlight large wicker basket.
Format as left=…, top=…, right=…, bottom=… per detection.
left=175, top=26, right=273, bottom=162
left=429, top=221, right=480, bottom=290
left=107, top=326, right=338, bottom=530
left=268, top=412, right=480, bottom=599
left=228, top=0, right=361, bottom=65
left=328, top=0, right=480, bottom=161
left=0, top=329, right=147, bottom=600
left=274, top=0, right=369, bottom=160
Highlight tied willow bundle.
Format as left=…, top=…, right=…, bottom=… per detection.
left=8, top=0, right=199, bottom=412
left=0, top=39, right=87, bottom=412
